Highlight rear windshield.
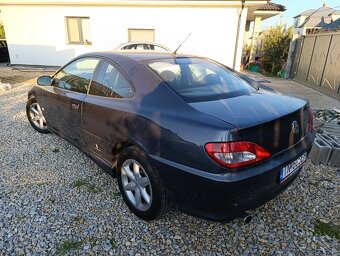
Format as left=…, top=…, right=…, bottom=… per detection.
left=147, top=57, right=256, bottom=102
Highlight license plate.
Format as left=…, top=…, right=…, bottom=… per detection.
left=280, top=152, right=307, bottom=184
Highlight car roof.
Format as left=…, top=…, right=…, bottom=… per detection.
left=78, top=51, right=199, bottom=63
left=114, top=41, right=171, bottom=51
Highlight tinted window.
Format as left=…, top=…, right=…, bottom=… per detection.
left=152, top=45, right=169, bottom=52
left=89, top=61, right=133, bottom=98
left=122, top=44, right=144, bottom=50
left=53, top=58, right=99, bottom=93
left=121, top=44, right=168, bottom=51
left=147, top=58, right=256, bottom=102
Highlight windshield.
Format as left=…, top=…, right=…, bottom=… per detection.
left=147, top=57, right=256, bottom=102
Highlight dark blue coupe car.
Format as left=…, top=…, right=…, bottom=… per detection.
left=26, top=52, right=315, bottom=221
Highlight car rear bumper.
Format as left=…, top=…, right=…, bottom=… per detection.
left=149, top=134, right=314, bottom=221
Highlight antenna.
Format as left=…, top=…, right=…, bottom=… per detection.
left=173, top=33, right=191, bottom=55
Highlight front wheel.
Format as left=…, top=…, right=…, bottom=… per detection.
left=117, top=146, right=170, bottom=221
left=26, top=98, right=49, bottom=134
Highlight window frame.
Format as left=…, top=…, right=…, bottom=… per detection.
left=65, top=16, right=92, bottom=45
left=87, top=58, right=135, bottom=100
left=52, top=57, right=100, bottom=94
left=128, top=28, right=155, bottom=42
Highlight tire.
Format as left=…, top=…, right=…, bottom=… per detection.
left=117, top=146, right=170, bottom=221
left=26, top=97, right=49, bottom=134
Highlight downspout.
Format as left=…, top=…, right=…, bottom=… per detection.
left=233, top=0, right=246, bottom=70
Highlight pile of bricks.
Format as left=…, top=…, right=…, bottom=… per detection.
left=309, top=133, right=340, bottom=167
left=314, top=108, right=340, bottom=124
left=308, top=108, right=340, bottom=167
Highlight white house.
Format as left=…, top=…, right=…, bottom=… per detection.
left=0, top=0, right=282, bottom=70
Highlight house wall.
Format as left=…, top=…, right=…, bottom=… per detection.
left=1, top=5, right=247, bottom=69
left=293, top=16, right=308, bottom=37
left=331, top=14, right=340, bottom=22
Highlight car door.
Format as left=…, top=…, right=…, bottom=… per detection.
left=42, top=57, right=100, bottom=144
left=82, top=59, right=134, bottom=165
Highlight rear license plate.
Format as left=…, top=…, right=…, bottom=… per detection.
left=280, top=152, right=307, bottom=184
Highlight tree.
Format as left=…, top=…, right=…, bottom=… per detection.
left=261, top=25, right=293, bottom=74
left=0, top=22, right=6, bottom=39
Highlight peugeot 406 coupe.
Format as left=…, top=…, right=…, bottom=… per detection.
left=26, top=52, right=315, bottom=221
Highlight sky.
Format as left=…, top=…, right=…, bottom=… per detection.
left=260, top=0, right=340, bottom=29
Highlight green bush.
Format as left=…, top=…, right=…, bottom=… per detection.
left=0, top=22, right=5, bottom=39
left=273, top=64, right=282, bottom=75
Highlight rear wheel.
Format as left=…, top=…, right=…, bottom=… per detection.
left=26, top=98, right=49, bottom=134
left=117, top=146, right=170, bottom=221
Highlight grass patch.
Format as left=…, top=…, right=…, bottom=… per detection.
left=72, top=179, right=102, bottom=194
left=52, top=148, right=60, bottom=153
left=112, top=192, right=121, bottom=198
left=72, top=179, right=88, bottom=188
left=87, top=183, right=103, bottom=194
left=88, top=237, right=98, bottom=247
left=109, top=238, right=116, bottom=249
left=16, top=216, right=26, bottom=222
left=314, top=219, right=340, bottom=240
left=59, top=240, right=82, bottom=254
left=71, top=216, right=84, bottom=224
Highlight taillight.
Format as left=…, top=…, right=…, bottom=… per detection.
left=205, top=141, right=271, bottom=168
left=308, top=108, right=314, bottom=132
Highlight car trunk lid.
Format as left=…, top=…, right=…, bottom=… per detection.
left=189, top=91, right=310, bottom=155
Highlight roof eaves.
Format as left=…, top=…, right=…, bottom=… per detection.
left=257, top=2, right=286, bottom=12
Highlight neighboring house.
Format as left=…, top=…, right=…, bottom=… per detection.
left=0, top=0, right=283, bottom=70
left=315, top=17, right=340, bottom=33
left=293, top=2, right=340, bottom=37
left=286, top=2, right=340, bottom=78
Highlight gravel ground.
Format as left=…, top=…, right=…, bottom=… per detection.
left=243, top=71, right=340, bottom=110
left=0, top=66, right=55, bottom=84
left=0, top=73, right=339, bottom=255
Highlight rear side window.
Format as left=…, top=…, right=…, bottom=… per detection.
left=147, top=58, right=256, bottom=102
left=53, top=58, right=99, bottom=93
left=89, top=60, right=134, bottom=99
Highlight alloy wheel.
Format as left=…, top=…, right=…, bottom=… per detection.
left=29, top=102, right=47, bottom=130
left=121, top=159, right=153, bottom=211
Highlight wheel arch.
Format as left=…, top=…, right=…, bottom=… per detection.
left=112, top=140, right=149, bottom=168
left=28, top=91, right=35, bottom=100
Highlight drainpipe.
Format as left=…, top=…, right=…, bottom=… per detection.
left=233, top=0, right=246, bottom=70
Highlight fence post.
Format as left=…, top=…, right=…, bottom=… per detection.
left=295, top=37, right=305, bottom=79
left=319, top=34, right=333, bottom=88
left=306, top=36, right=317, bottom=82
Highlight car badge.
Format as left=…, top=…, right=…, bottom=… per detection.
left=291, top=121, right=299, bottom=135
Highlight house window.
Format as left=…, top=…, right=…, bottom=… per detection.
left=306, top=28, right=319, bottom=35
left=128, top=29, right=155, bottom=42
left=66, top=17, right=92, bottom=45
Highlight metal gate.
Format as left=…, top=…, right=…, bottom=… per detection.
left=294, top=32, right=340, bottom=99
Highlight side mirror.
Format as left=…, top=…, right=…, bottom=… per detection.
left=37, top=76, right=52, bottom=86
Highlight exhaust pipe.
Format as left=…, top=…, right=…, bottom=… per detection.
left=240, top=212, right=252, bottom=224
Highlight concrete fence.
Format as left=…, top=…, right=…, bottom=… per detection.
left=288, top=32, right=340, bottom=100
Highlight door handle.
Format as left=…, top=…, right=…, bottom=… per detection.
left=71, top=100, right=80, bottom=110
